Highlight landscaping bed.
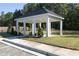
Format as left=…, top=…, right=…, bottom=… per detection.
left=24, top=35, right=79, bottom=50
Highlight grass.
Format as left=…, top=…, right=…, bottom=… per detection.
left=24, top=35, right=79, bottom=50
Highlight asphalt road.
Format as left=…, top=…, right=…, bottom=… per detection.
left=0, top=42, right=35, bottom=56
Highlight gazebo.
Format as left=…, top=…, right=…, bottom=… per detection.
left=15, top=8, right=64, bottom=37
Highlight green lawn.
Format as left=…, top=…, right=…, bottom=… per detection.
left=25, top=35, right=79, bottom=50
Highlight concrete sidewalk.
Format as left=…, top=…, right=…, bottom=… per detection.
left=0, top=42, right=35, bottom=56
left=2, top=38, right=79, bottom=56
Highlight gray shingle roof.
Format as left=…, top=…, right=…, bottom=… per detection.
left=16, top=8, right=64, bottom=19
left=23, top=8, right=48, bottom=17
left=20, top=7, right=64, bottom=19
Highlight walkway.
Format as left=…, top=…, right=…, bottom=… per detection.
left=2, top=37, right=79, bottom=56
left=0, top=42, right=35, bottom=56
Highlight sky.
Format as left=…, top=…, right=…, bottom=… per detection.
left=0, top=3, right=26, bottom=15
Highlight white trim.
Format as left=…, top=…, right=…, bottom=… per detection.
left=15, top=13, right=64, bottom=21
left=14, top=13, right=48, bottom=21
left=48, top=13, right=64, bottom=19
left=15, top=13, right=64, bottom=23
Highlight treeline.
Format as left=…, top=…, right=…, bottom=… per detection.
left=0, top=3, right=79, bottom=30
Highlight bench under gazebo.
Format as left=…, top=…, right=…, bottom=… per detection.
left=15, top=8, right=64, bottom=37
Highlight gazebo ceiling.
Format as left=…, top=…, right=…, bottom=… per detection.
left=15, top=7, right=64, bottom=23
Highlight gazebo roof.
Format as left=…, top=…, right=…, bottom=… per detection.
left=21, top=7, right=64, bottom=19
left=15, top=7, right=64, bottom=23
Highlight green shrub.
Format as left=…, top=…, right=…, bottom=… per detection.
left=37, top=27, right=43, bottom=37
left=29, top=31, right=38, bottom=37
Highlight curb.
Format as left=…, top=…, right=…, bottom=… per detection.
left=0, top=40, right=46, bottom=56
left=2, top=39, right=57, bottom=56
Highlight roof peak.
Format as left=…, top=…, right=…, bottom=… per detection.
left=19, top=7, right=64, bottom=19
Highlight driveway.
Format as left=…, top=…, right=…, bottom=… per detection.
left=0, top=42, right=35, bottom=56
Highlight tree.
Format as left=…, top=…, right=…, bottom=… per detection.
left=7, top=10, right=23, bottom=33
left=0, top=11, right=5, bottom=26
left=13, top=10, right=22, bottom=19
left=23, top=3, right=39, bottom=16
left=5, top=12, right=13, bottom=32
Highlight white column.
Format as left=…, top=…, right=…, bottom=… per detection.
left=16, top=21, right=19, bottom=35
left=60, top=21, right=63, bottom=36
left=34, top=23, right=36, bottom=33
left=39, top=23, right=41, bottom=28
left=32, top=22, right=36, bottom=36
left=23, top=21, right=26, bottom=35
left=32, top=23, right=35, bottom=36
left=46, top=18, right=51, bottom=37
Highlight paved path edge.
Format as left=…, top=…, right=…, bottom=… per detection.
left=0, top=40, right=46, bottom=56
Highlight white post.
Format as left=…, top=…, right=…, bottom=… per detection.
left=32, top=23, right=34, bottom=36
left=32, top=22, right=36, bottom=36
left=34, top=23, right=36, bottom=33
left=60, top=21, right=63, bottom=36
left=23, top=21, right=26, bottom=35
left=46, top=18, right=51, bottom=37
left=16, top=21, right=19, bottom=35
left=39, top=23, right=41, bottom=28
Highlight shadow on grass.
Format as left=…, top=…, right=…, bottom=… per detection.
left=0, top=32, right=27, bottom=40
left=0, top=32, right=14, bottom=38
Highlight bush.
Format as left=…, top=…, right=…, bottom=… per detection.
left=29, top=31, right=38, bottom=37
left=37, top=27, right=43, bottom=37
